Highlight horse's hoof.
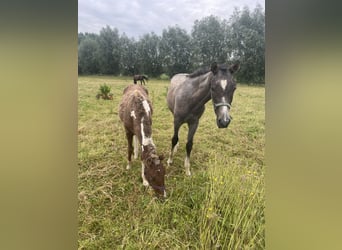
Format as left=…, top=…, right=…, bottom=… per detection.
left=126, top=164, right=131, bottom=170
left=167, top=158, right=172, bottom=166
left=143, top=180, right=149, bottom=186
left=186, top=171, right=191, bottom=176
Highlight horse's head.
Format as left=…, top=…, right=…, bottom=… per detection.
left=143, top=153, right=166, bottom=197
left=210, top=62, right=240, bottom=128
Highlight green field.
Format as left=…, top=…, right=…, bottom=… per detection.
left=78, top=76, right=265, bottom=249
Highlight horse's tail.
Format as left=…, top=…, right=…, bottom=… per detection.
left=143, top=75, right=148, bottom=81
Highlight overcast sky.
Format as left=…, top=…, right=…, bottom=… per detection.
left=78, top=0, right=264, bottom=39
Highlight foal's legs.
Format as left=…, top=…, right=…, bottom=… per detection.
left=133, top=135, right=138, bottom=159
left=141, top=162, right=149, bottom=186
left=125, top=129, right=134, bottom=170
left=167, top=120, right=181, bottom=166
left=185, top=119, right=199, bottom=176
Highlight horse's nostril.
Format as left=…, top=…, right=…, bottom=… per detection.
left=218, top=118, right=230, bottom=128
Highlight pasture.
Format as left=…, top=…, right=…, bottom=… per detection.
left=78, top=76, right=265, bottom=249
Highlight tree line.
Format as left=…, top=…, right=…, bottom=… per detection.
left=78, top=5, right=264, bottom=83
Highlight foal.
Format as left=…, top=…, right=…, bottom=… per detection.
left=119, top=85, right=166, bottom=197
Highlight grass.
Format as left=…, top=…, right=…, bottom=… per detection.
left=78, top=75, right=265, bottom=249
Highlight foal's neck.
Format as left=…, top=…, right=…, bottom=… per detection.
left=141, top=143, right=157, bottom=163
left=192, top=72, right=212, bottom=105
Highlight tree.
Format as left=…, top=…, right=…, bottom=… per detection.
left=78, top=36, right=99, bottom=74
left=228, top=5, right=265, bottom=83
left=160, top=26, right=192, bottom=76
left=136, top=33, right=163, bottom=77
left=119, top=34, right=139, bottom=75
left=191, top=15, right=227, bottom=68
left=96, top=26, right=121, bottom=75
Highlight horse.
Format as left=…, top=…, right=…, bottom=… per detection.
left=166, top=62, right=240, bottom=176
left=119, top=84, right=166, bottom=197
left=133, top=75, right=148, bottom=85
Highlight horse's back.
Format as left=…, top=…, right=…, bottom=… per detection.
left=170, top=74, right=188, bottom=88
left=167, top=74, right=189, bottom=112
left=119, top=84, right=150, bottom=123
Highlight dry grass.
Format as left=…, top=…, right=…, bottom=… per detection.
left=78, top=75, right=265, bottom=249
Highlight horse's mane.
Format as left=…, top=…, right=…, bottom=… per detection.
left=188, top=64, right=228, bottom=78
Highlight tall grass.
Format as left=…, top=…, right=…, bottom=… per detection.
left=78, top=76, right=265, bottom=249
left=200, top=154, right=265, bottom=249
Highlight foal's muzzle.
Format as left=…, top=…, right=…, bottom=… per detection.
left=214, top=102, right=232, bottom=128
left=217, top=117, right=231, bottom=128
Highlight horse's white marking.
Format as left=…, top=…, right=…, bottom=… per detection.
left=130, top=110, right=136, bottom=119
left=167, top=142, right=179, bottom=166
left=141, top=162, right=149, bottom=186
left=164, top=190, right=166, bottom=198
left=184, top=156, right=191, bottom=176
left=142, top=100, right=151, bottom=116
left=133, top=135, right=138, bottom=159
left=220, top=80, right=227, bottom=90
left=126, top=161, right=131, bottom=170
left=140, top=117, right=154, bottom=149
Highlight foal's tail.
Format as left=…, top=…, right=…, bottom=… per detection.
left=143, top=75, right=149, bottom=81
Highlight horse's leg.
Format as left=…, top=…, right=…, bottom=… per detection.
left=167, top=119, right=181, bottom=166
left=141, top=162, right=149, bottom=186
left=185, top=119, right=199, bottom=176
left=133, top=135, right=138, bottom=159
left=125, top=129, right=134, bottom=170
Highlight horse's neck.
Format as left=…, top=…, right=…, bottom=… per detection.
left=135, top=113, right=154, bottom=147
left=192, top=72, right=212, bottom=105
left=142, top=143, right=156, bottom=159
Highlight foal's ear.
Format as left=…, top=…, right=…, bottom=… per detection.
left=211, top=62, right=218, bottom=74
left=229, top=63, right=240, bottom=74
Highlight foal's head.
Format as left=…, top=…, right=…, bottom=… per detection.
left=209, top=62, right=240, bottom=128
left=142, top=147, right=166, bottom=197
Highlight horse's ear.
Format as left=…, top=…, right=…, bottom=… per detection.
left=211, top=62, right=218, bottom=74
left=229, top=63, right=240, bottom=74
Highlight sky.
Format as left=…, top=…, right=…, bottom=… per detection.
left=78, top=0, right=265, bottom=39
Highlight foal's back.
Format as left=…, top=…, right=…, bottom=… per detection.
left=119, top=85, right=152, bottom=134
left=167, top=74, right=188, bottom=114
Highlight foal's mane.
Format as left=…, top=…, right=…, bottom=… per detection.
left=188, top=64, right=228, bottom=78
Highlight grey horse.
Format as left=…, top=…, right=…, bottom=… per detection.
left=166, top=62, right=240, bottom=175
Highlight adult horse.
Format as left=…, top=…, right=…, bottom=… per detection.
left=133, top=75, right=148, bottom=85
left=166, top=62, right=240, bottom=176
left=119, top=84, right=166, bottom=197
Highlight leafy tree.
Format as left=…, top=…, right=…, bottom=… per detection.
left=119, top=34, right=139, bottom=75
left=191, top=15, right=227, bottom=68
left=160, top=26, right=192, bottom=76
left=77, top=5, right=264, bottom=83
left=136, top=33, right=163, bottom=77
left=228, top=5, right=265, bottom=83
left=78, top=36, right=99, bottom=74
left=96, top=26, right=121, bottom=75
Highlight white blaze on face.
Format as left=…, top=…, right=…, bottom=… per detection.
left=140, top=117, right=154, bottom=150
left=220, top=79, right=227, bottom=90
left=142, top=100, right=151, bottom=116
left=130, top=110, right=136, bottom=119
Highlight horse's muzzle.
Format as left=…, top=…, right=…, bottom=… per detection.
left=217, top=117, right=231, bottom=128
